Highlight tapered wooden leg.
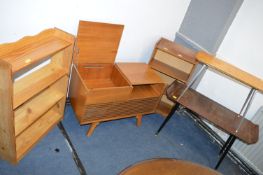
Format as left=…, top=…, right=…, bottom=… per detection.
left=136, top=114, right=143, bottom=127
left=86, top=122, right=99, bottom=137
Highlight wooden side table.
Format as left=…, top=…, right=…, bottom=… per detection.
left=119, top=158, right=221, bottom=175
left=156, top=51, right=262, bottom=169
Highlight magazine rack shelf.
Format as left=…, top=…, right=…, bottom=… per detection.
left=149, top=38, right=197, bottom=116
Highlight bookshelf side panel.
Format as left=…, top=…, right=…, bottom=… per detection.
left=0, top=60, right=16, bottom=162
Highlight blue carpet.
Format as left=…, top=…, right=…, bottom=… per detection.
left=62, top=105, right=243, bottom=175
left=0, top=104, right=244, bottom=175
left=0, top=126, right=79, bottom=175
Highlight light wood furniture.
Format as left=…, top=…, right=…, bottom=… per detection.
left=149, top=38, right=198, bottom=116
left=0, top=28, right=74, bottom=163
left=119, top=158, right=221, bottom=175
left=156, top=51, right=261, bottom=169
left=116, top=62, right=165, bottom=121
left=70, top=21, right=165, bottom=136
left=196, top=51, right=263, bottom=92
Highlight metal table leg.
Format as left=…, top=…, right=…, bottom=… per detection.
left=219, top=135, right=234, bottom=155
left=215, top=135, right=236, bottom=169
left=155, top=103, right=180, bottom=135
left=215, top=88, right=255, bottom=169
left=155, top=65, right=208, bottom=136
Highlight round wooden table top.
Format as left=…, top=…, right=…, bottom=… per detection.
left=119, top=158, right=221, bottom=175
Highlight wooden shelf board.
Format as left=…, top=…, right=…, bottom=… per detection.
left=116, top=63, right=164, bottom=85
left=150, top=60, right=188, bottom=84
left=156, top=38, right=197, bottom=65
left=168, top=81, right=259, bottom=144
left=196, top=51, right=263, bottom=92
left=1, top=37, right=71, bottom=74
left=130, top=85, right=160, bottom=99
left=16, top=109, right=62, bottom=161
left=14, top=89, right=64, bottom=136
left=13, top=65, right=67, bottom=109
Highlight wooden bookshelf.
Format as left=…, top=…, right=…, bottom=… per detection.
left=0, top=28, right=74, bottom=163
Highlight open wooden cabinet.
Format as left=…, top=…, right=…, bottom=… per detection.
left=0, top=28, right=74, bottom=163
left=70, top=21, right=165, bottom=136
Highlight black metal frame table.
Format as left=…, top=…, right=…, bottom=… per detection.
left=156, top=51, right=262, bottom=169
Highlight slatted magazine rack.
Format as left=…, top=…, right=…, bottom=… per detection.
left=156, top=51, right=261, bottom=169
left=148, top=38, right=198, bottom=116
left=0, top=28, right=74, bottom=163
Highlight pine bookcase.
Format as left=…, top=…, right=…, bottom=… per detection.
left=0, top=28, right=74, bottom=163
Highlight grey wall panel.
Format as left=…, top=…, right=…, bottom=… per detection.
left=178, top=0, right=243, bottom=54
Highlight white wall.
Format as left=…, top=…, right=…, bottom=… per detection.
left=0, top=0, right=190, bottom=62
left=197, top=0, right=263, bottom=120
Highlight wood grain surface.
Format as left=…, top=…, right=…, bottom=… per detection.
left=76, top=20, right=124, bottom=64
left=116, top=63, right=164, bottom=85
left=196, top=51, right=263, bottom=92
left=168, top=81, right=259, bottom=144
left=119, top=158, right=221, bottom=175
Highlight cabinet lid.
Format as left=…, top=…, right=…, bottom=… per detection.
left=116, top=63, right=164, bottom=85
left=76, top=20, right=124, bottom=64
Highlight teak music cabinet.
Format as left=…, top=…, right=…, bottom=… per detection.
left=0, top=28, right=74, bottom=163
left=149, top=38, right=198, bottom=116
left=70, top=21, right=165, bottom=136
